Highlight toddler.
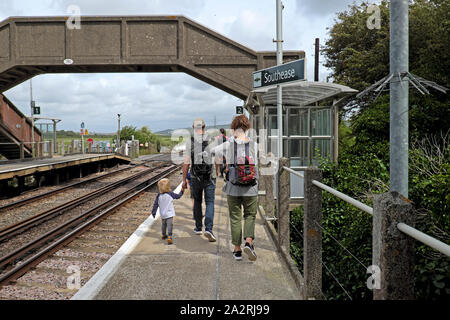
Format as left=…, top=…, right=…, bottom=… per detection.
left=151, top=178, right=184, bottom=244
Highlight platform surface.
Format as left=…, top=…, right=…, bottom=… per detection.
left=0, top=153, right=130, bottom=180
left=78, top=178, right=302, bottom=300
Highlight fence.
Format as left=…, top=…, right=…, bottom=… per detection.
left=56, top=140, right=114, bottom=156
left=260, top=157, right=450, bottom=300
left=0, top=141, right=54, bottom=159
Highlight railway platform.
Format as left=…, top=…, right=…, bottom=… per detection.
left=0, top=153, right=131, bottom=196
left=72, top=178, right=303, bottom=300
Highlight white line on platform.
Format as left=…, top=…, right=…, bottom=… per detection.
left=71, top=181, right=182, bottom=300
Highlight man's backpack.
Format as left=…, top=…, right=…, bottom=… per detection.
left=227, top=141, right=256, bottom=186
left=190, top=136, right=213, bottom=181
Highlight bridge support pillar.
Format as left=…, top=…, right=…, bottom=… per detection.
left=303, top=167, right=323, bottom=300
left=373, top=191, right=415, bottom=300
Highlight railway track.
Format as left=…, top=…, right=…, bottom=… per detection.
left=0, top=157, right=172, bottom=211
left=0, top=162, right=180, bottom=292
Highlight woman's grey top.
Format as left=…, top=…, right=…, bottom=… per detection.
left=212, top=136, right=259, bottom=197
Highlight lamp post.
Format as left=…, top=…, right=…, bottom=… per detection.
left=276, top=0, right=283, bottom=159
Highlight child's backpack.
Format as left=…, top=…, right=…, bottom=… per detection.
left=227, top=141, right=256, bottom=186
left=190, top=136, right=213, bottom=182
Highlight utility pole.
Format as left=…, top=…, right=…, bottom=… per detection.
left=117, top=114, right=121, bottom=152
left=390, top=0, right=409, bottom=197
left=314, top=38, right=320, bottom=82
left=275, top=0, right=283, bottom=159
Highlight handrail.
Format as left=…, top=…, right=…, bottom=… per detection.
left=281, top=165, right=450, bottom=257
left=397, top=223, right=450, bottom=257
left=282, top=166, right=373, bottom=215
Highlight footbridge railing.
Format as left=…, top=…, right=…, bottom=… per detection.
left=259, top=157, right=450, bottom=300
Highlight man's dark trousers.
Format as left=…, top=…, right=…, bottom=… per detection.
left=191, top=177, right=216, bottom=232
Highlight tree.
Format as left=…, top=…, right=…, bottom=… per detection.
left=323, top=0, right=450, bottom=91
left=119, top=125, right=137, bottom=141
left=289, top=0, right=450, bottom=300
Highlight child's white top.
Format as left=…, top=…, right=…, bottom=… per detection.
left=151, top=191, right=183, bottom=219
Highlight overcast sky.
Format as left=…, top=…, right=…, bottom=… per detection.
left=0, top=0, right=364, bottom=133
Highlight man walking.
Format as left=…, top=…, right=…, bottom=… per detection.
left=182, top=118, right=217, bottom=242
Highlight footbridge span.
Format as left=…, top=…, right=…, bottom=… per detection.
left=0, top=15, right=304, bottom=99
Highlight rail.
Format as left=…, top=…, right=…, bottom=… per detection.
left=282, top=165, right=449, bottom=257
left=259, top=157, right=450, bottom=300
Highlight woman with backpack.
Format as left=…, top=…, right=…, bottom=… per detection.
left=213, top=114, right=258, bottom=261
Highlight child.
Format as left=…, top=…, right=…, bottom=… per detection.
left=151, top=178, right=184, bottom=245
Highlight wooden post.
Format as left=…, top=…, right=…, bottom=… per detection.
left=304, top=167, right=323, bottom=299
left=264, top=165, right=274, bottom=219
left=373, top=191, right=415, bottom=299
left=277, top=157, right=290, bottom=252
left=19, top=143, right=24, bottom=160
left=48, top=140, right=53, bottom=157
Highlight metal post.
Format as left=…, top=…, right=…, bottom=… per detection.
left=304, top=167, right=323, bottom=299
left=30, top=79, right=34, bottom=157
left=275, top=0, right=284, bottom=227
left=276, top=0, right=283, bottom=159
left=53, top=120, right=57, bottom=153
left=390, top=0, right=409, bottom=197
left=117, top=114, right=121, bottom=151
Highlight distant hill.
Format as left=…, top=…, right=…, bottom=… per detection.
left=155, top=124, right=231, bottom=136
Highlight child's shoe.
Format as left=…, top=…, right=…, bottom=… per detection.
left=162, top=234, right=168, bottom=240
left=167, top=236, right=173, bottom=245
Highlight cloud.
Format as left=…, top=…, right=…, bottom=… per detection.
left=1, top=0, right=353, bottom=133
left=294, top=0, right=357, bottom=17
left=49, top=0, right=206, bottom=17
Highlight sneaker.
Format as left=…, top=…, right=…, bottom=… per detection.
left=204, top=230, right=216, bottom=242
left=243, top=242, right=257, bottom=261
left=233, top=250, right=242, bottom=261
left=167, top=236, right=173, bottom=245
left=193, top=228, right=202, bottom=235
left=161, top=234, right=168, bottom=240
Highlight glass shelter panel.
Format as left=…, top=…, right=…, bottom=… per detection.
left=262, top=105, right=334, bottom=198
left=311, top=108, right=331, bottom=136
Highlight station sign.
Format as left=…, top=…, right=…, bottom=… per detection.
left=252, top=58, right=305, bottom=89
left=236, top=106, right=244, bottom=114
left=33, top=106, right=40, bottom=115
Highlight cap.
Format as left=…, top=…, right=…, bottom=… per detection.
left=192, top=117, right=205, bottom=128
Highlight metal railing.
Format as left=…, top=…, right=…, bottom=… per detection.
left=282, top=165, right=450, bottom=257
left=259, top=157, right=450, bottom=300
